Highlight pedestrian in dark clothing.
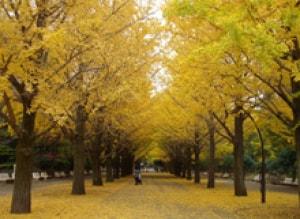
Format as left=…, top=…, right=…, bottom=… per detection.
left=134, top=162, right=142, bottom=185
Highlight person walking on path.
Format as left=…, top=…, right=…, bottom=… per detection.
left=134, top=162, right=142, bottom=185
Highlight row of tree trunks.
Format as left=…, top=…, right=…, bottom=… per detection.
left=90, top=140, right=135, bottom=186
left=169, top=111, right=251, bottom=197
left=170, top=158, right=192, bottom=178
left=169, top=123, right=216, bottom=186
left=173, top=159, right=182, bottom=177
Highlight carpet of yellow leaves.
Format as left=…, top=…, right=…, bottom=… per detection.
left=168, top=178, right=299, bottom=219
left=0, top=174, right=299, bottom=219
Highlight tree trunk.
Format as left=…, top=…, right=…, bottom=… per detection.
left=207, top=118, right=215, bottom=189
left=248, top=112, right=266, bottom=203
left=194, top=145, right=200, bottom=184
left=92, top=159, right=103, bottom=186
left=11, top=107, right=36, bottom=213
left=72, top=140, right=85, bottom=194
left=105, top=141, right=114, bottom=182
left=72, top=105, right=86, bottom=195
left=233, top=113, right=247, bottom=196
left=296, top=123, right=300, bottom=206
left=10, top=3, right=46, bottom=212
left=11, top=142, right=33, bottom=214
left=91, top=146, right=103, bottom=186
left=194, top=129, right=200, bottom=184
left=292, top=78, right=300, bottom=206
left=186, top=147, right=192, bottom=180
left=260, top=130, right=266, bottom=203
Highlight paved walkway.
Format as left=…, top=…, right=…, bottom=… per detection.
left=0, top=178, right=69, bottom=196
left=102, top=174, right=298, bottom=219
left=1, top=174, right=297, bottom=196
left=105, top=174, right=237, bottom=219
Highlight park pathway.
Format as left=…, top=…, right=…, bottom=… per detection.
left=104, top=174, right=236, bottom=219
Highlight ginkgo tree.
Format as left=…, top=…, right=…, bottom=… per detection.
left=0, top=0, right=160, bottom=213
left=43, top=0, right=159, bottom=193
left=0, top=0, right=91, bottom=213
left=163, top=0, right=300, bottom=202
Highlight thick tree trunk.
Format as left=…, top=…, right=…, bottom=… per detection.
left=233, top=113, right=247, bottom=196
left=287, top=33, right=300, bottom=206
left=292, top=78, right=300, bottom=205
left=105, top=141, right=114, bottom=182
left=11, top=108, right=35, bottom=213
left=72, top=140, right=85, bottom=194
left=72, top=105, right=86, bottom=195
left=296, top=123, right=300, bottom=206
left=11, top=143, right=33, bottom=213
left=207, top=120, right=215, bottom=189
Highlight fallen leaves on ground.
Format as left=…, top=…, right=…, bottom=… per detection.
left=0, top=173, right=299, bottom=219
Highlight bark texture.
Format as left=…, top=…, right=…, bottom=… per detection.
left=72, top=105, right=87, bottom=195
left=233, top=113, right=247, bottom=196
